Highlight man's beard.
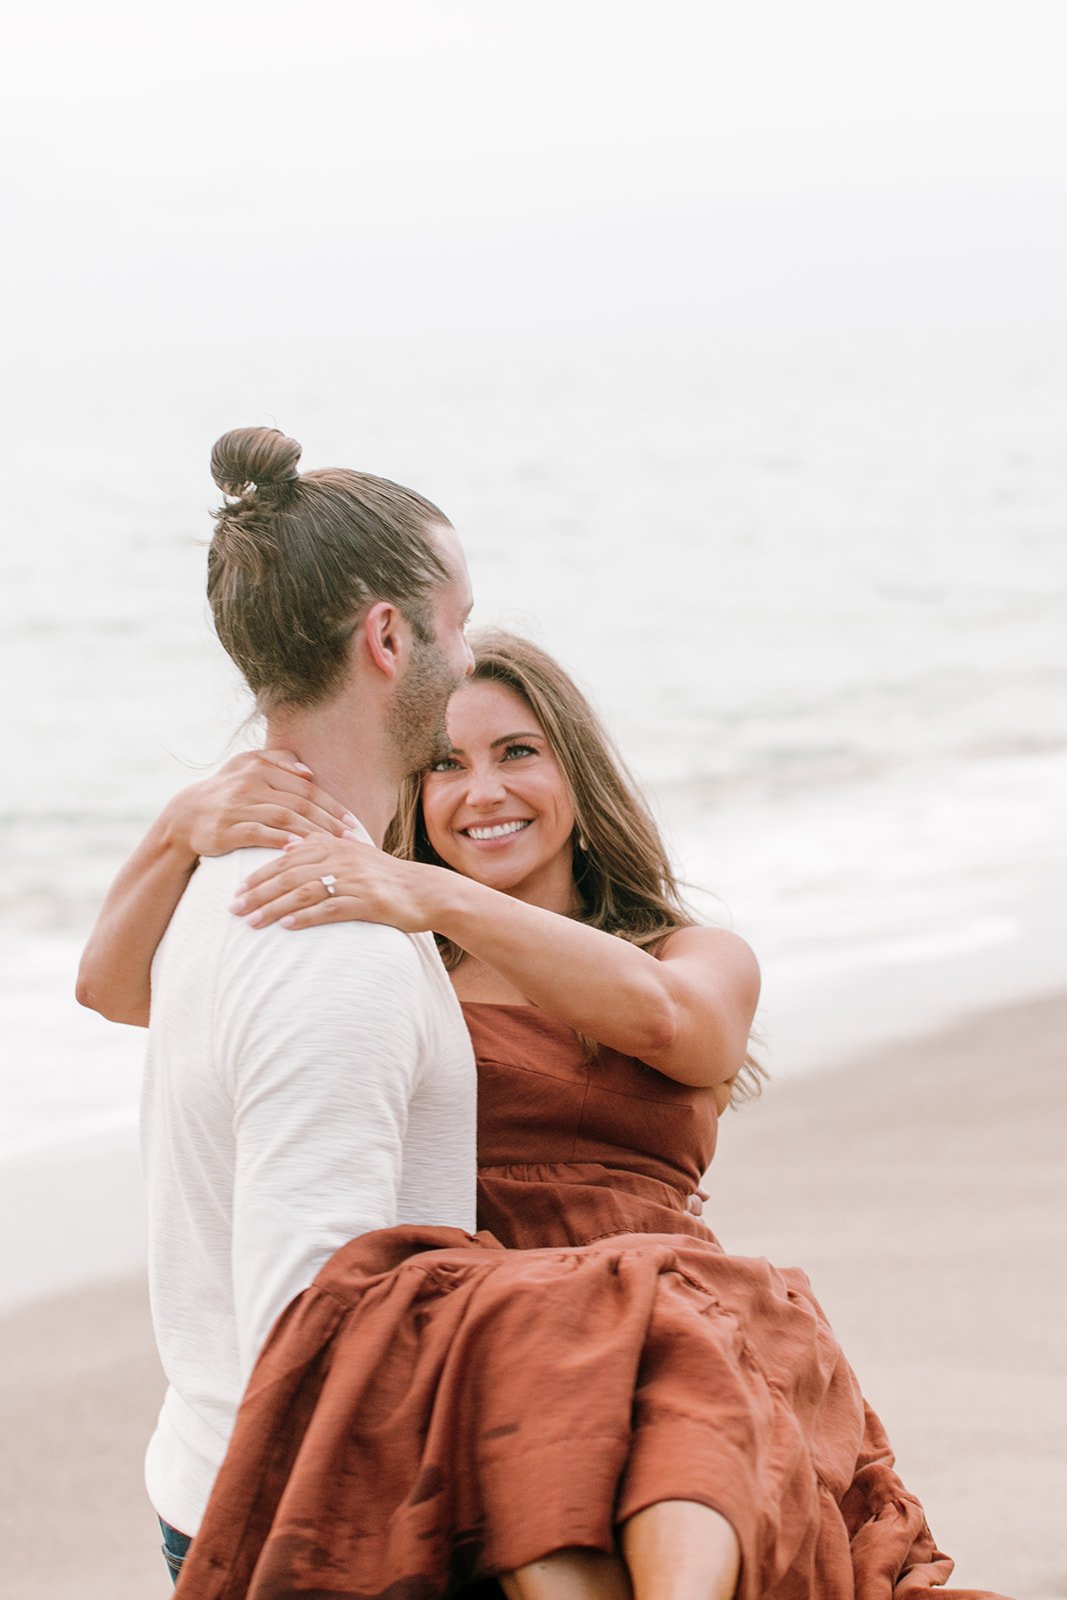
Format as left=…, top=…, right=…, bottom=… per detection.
left=388, top=633, right=461, bottom=777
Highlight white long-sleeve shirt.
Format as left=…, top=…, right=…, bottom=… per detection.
left=141, top=837, right=477, bottom=1537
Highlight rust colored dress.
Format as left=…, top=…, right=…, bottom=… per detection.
left=176, top=1004, right=1009, bottom=1600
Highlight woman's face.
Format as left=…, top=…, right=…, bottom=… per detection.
left=420, top=679, right=579, bottom=913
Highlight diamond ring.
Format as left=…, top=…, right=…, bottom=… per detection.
left=321, top=875, right=338, bottom=896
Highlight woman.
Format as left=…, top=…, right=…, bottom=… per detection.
left=80, top=635, right=1006, bottom=1600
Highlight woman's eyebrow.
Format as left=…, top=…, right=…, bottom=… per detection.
left=489, top=732, right=543, bottom=750
left=441, top=732, right=543, bottom=758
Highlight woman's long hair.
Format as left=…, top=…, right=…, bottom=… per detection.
left=385, top=629, right=764, bottom=1103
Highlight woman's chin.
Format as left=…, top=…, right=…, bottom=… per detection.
left=433, top=836, right=574, bottom=906
left=458, top=856, right=525, bottom=891
left=438, top=833, right=531, bottom=882
left=448, top=845, right=537, bottom=896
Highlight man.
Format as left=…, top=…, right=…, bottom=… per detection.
left=81, top=427, right=478, bottom=1582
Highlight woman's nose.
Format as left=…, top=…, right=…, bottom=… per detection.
left=464, top=764, right=507, bottom=806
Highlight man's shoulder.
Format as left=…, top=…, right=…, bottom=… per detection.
left=167, top=848, right=276, bottom=919
left=193, top=862, right=428, bottom=986
left=168, top=853, right=447, bottom=1008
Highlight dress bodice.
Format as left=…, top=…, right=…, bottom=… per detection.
left=463, top=1002, right=720, bottom=1248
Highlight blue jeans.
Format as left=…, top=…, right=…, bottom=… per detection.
left=159, top=1518, right=192, bottom=1586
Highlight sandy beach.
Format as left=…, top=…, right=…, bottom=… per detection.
left=1, top=990, right=1063, bottom=1600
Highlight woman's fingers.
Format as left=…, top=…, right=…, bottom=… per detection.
left=231, top=860, right=372, bottom=930
left=182, top=764, right=352, bottom=857
left=220, top=821, right=305, bottom=852
left=244, top=840, right=371, bottom=892
left=229, top=840, right=387, bottom=930
left=229, top=840, right=430, bottom=935
left=246, top=797, right=349, bottom=838
left=231, top=863, right=325, bottom=915
left=255, top=749, right=312, bottom=777
left=261, top=770, right=355, bottom=834
left=222, top=750, right=355, bottom=837
left=239, top=775, right=354, bottom=839
left=246, top=881, right=350, bottom=930
left=201, top=795, right=352, bottom=856
left=232, top=841, right=368, bottom=905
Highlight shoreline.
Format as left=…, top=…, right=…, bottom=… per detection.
left=1, top=989, right=1064, bottom=1598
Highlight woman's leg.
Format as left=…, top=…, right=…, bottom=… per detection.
left=620, top=1500, right=741, bottom=1600
left=500, top=1549, right=633, bottom=1600
left=496, top=1497, right=740, bottom=1600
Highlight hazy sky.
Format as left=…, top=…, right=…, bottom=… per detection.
left=6, top=0, right=1067, bottom=340
left=3, top=0, right=1066, bottom=339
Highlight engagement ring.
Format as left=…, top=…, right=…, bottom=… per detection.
left=321, top=875, right=338, bottom=896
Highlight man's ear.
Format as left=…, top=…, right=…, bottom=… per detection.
left=359, top=601, right=406, bottom=680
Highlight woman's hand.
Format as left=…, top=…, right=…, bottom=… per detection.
left=77, top=751, right=357, bottom=1027
left=230, top=836, right=445, bottom=934
left=166, top=750, right=356, bottom=858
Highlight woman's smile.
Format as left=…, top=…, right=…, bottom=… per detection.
left=459, top=818, right=535, bottom=847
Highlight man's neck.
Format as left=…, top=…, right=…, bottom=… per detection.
left=266, top=695, right=398, bottom=848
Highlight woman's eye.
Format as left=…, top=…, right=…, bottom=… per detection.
left=502, top=743, right=537, bottom=761
left=428, top=756, right=463, bottom=773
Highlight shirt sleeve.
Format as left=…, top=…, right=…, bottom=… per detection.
left=212, top=916, right=429, bottom=1380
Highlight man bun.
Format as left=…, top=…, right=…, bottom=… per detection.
left=211, top=427, right=303, bottom=497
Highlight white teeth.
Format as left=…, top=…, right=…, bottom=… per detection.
left=465, top=820, right=531, bottom=841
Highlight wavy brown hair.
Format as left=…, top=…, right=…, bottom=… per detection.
left=385, top=630, right=764, bottom=1103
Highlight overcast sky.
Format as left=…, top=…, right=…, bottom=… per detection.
left=2, top=0, right=1065, bottom=339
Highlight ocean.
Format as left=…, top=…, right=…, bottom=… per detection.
left=2, top=323, right=1065, bottom=1163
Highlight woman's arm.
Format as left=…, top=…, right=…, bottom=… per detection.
left=76, top=752, right=354, bottom=1026
left=445, top=890, right=758, bottom=1089
left=77, top=810, right=198, bottom=1025
left=231, top=839, right=760, bottom=1090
